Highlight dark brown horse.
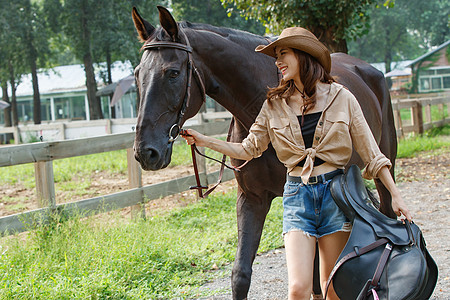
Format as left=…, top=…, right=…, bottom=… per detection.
left=132, top=6, right=397, bottom=299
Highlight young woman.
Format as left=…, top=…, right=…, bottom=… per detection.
left=181, top=27, right=411, bottom=300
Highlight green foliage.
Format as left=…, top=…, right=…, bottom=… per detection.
left=172, top=0, right=265, bottom=35
left=348, top=0, right=450, bottom=66
left=0, top=190, right=283, bottom=299
left=222, top=0, right=387, bottom=51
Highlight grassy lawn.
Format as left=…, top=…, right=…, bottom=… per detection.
left=0, top=191, right=284, bottom=299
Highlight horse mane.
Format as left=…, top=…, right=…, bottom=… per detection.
left=149, top=20, right=268, bottom=49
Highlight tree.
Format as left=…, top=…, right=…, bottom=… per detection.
left=0, top=0, right=29, bottom=127
left=57, top=0, right=105, bottom=120
left=221, top=0, right=391, bottom=53
left=171, top=0, right=265, bottom=35
left=348, top=0, right=449, bottom=88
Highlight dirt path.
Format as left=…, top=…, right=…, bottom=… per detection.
left=198, top=149, right=450, bottom=299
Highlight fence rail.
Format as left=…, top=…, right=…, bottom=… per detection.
left=391, top=93, right=450, bottom=138
left=0, top=120, right=233, bottom=235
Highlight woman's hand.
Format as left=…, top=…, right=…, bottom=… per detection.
left=180, top=129, right=208, bottom=147
left=391, top=191, right=412, bottom=223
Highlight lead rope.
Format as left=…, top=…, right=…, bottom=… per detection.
left=180, top=119, right=249, bottom=198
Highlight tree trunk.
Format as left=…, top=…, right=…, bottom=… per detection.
left=310, top=27, right=348, bottom=54
left=8, top=62, right=19, bottom=126
left=83, top=53, right=103, bottom=120
left=106, top=49, right=114, bottom=119
left=30, top=46, right=41, bottom=124
left=1, top=82, right=13, bottom=143
left=81, top=5, right=102, bottom=120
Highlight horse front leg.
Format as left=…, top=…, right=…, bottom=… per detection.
left=375, top=166, right=396, bottom=218
left=231, top=188, right=272, bottom=300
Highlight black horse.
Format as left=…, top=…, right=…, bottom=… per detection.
left=132, top=6, right=397, bottom=299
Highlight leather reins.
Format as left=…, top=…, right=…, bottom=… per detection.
left=142, top=30, right=245, bottom=198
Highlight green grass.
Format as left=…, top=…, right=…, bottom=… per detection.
left=397, top=124, right=450, bottom=158
left=0, top=191, right=284, bottom=299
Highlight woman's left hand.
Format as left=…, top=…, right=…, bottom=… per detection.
left=391, top=192, right=412, bottom=223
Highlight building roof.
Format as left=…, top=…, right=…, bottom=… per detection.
left=0, top=61, right=133, bottom=98
left=370, top=60, right=413, bottom=74
left=406, top=40, right=450, bottom=67
left=385, top=68, right=412, bottom=77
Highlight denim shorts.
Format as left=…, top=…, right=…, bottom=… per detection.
left=282, top=179, right=351, bottom=238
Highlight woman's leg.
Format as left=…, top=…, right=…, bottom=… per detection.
left=318, top=231, right=350, bottom=300
left=284, top=230, right=317, bottom=300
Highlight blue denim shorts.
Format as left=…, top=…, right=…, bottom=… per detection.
left=282, top=179, right=351, bottom=238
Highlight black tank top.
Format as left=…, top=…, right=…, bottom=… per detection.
left=297, top=112, right=326, bottom=167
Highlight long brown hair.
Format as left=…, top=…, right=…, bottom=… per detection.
left=267, top=49, right=335, bottom=116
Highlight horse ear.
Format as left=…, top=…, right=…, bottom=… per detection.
left=157, top=5, right=179, bottom=41
left=132, top=7, right=155, bottom=43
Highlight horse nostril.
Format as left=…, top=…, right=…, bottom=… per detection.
left=144, top=147, right=159, bottom=160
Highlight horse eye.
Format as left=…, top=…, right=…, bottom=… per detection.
left=169, top=70, right=180, bottom=79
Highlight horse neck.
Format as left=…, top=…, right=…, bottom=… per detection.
left=188, top=28, right=278, bottom=129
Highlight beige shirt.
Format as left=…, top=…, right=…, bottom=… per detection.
left=242, top=82, right=392, bottom=184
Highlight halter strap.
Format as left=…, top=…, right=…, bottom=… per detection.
left=143, top=41, right=193, bottom=53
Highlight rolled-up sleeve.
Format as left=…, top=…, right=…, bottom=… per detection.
left=349, top=97, right=392, bottom=179
left=241, top=107, right=270, bottom=158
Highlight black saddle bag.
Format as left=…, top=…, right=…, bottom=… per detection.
left=325, top=165, right=438, bottom=300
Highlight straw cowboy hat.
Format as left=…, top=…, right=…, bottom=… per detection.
left=255, top=27, right=331, bottom=73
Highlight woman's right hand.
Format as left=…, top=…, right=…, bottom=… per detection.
left=180, top=129, right=208, bottom=147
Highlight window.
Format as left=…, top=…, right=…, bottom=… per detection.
left=54, top=96, right=86, bottom=120
left=17, top=100, right=33, bottom=122
left=436, top=68, right=450, bottom=75
left=40, top=98, right=51, bottom=121
left=443, top=76, right=450, bottom=89
left=420, top=69, right=435, bottom=75
left=420, top=78, right=430, bottom=91
left=431, top=77, right=442, bottom=90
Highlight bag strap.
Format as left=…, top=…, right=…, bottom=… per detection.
left=324, top=238, right=389, bottom=299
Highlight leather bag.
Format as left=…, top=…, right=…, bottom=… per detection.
left=325, top=165, right=438, bottom=300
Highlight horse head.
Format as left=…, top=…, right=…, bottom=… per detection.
left=132, top=6, right=205, bottom=170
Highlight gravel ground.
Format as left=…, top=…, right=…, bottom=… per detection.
left=198, top=153, right=450, bottom=299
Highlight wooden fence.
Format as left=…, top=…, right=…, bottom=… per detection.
left=0, top=111, right=232, bottom=144
left=0, top=120, right=233, bottom=236
left=391, top=92, right=450, bottom=138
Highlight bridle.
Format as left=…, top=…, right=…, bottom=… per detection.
left=142, top=30, right=206, bottom=143
left=142, top=29, right=244, bottom=198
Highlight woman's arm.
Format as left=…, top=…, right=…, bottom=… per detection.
left=181, top=129, right=253, bottom=161
left=377, top=166, right=412, bottom=222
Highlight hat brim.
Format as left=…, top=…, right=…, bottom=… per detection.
left=255, top=36, right=331, bottom=73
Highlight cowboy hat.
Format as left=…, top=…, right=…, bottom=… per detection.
left=255, top=27, right=331, bottom=73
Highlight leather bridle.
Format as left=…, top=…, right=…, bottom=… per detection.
left=142, top=31, right=206, bottom=143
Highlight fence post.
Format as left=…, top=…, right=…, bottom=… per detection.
left=424, top=103, right=432, bottom=123
left=58, top=123, right=66, bottom=140
left=13, top=126, right=20, bottom=145
left=392, top=101, right=404, bottom=138
left=127, top=148, right=144, bottom=219
left=411, top=101, right=424, bottom=135
left=35, top=161, right=56, bottom=208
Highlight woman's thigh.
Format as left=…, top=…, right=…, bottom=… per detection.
left=284, top=230, right=317, bottom=289
left=318, top=231, right=350, bottom=298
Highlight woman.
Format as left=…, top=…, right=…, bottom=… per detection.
left=182, top=27, right=411, bottom=300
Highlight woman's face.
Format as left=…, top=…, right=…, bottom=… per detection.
left=275, top=47, right=300, bottom=82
